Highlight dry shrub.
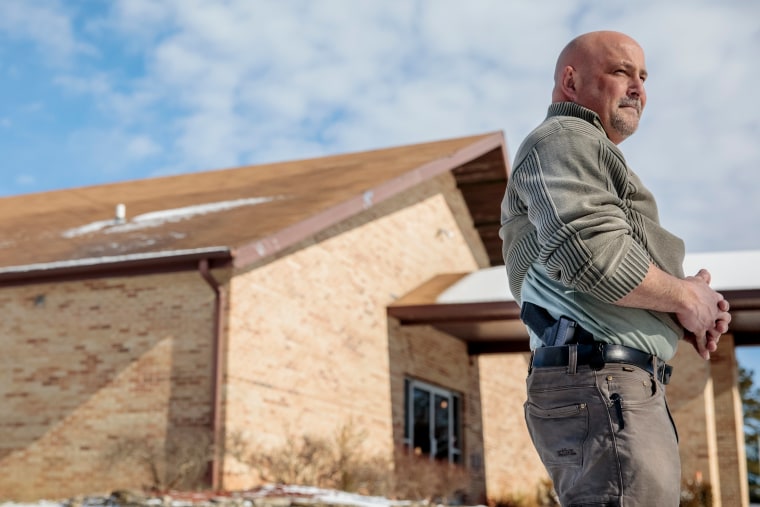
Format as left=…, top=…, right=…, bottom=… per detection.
left=488, top=495, right=531, bottom=507
left=389, top=446, right=470, bottom=504
left=103, top=427, right=213, bottom=491
left=680, top=479, right=712, bottom=507
left=228, top=421, right=472, bottom=503
left=487, top=478, right=558, bottom=507
left=229, top=421, right=392, bottom=496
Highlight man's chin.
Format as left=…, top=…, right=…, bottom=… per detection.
left=611, top=118, right=639, bottom=139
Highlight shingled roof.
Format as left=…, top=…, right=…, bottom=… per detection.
left=0, top=132, right=509, bottom=285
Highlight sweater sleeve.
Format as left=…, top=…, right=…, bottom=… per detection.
left=510, top=123, right=651, bottom=303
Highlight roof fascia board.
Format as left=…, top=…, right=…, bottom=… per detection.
left=233, top=132, right=507, bottom=268
left=388, top=288, right=760, bottom=326
left=387, top=300, right=521, bottom=325
left=0, top=247, right=233, bottom=286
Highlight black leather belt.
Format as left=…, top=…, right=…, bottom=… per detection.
left=531, top=342, right=673, bottom=385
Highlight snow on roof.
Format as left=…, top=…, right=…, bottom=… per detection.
left=682, top=250, right=760, bottom=291
left=437, top=265, right=512, bottom=304
left=0, top=247, right=231, bottom=275
left=62, top=197, right=278, bottom=238
left=436, top=250, right=760, bottom=304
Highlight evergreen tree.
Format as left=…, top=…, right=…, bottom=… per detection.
left=740, top=365, right=760, bottom=501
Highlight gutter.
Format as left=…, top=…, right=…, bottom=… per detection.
left=0, top=247, right=233, bottom=286
left=198, top=258, right=226, bottom=491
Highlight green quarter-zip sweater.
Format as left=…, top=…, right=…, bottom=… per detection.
left=500, top=102, right=686, bottom=360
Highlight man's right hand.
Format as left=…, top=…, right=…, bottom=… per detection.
left=615, top=264, right=732, bottom=360
left=677, top=269, right=731, bottom=359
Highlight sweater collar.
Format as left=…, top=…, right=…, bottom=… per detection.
left=547, top=102, right=608, bottom=137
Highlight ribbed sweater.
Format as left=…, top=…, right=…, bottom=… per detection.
left=500, top=102, right=685, bottom=318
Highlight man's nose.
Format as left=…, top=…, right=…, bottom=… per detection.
left=629, top=78, right=645, bottom=98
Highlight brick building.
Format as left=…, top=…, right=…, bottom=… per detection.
left=0, top=132, right=758, bottom=506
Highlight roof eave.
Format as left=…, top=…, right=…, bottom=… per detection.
left=387, top=287, right=760, bottom=353
left=0, top=247, right=233, bottom=287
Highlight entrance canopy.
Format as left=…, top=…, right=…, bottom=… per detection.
left=388, top=250, right=760, bottom=354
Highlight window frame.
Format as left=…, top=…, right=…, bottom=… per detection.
left=403, top=378, right=462, bottom=464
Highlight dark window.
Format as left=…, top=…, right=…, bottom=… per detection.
left=404, top=379, right=462, bottom=463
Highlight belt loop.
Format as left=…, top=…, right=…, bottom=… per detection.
left=652, top=355, right=658, bottom=379
left=567, top=344, right=578, bottom=375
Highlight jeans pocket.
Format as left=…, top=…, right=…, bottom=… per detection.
left=524, top=401, right=589, bottom=467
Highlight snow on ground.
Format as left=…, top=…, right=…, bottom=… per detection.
left=0, top=484, right=419, bottom=507
left=1, top=502, right=64, bottom=507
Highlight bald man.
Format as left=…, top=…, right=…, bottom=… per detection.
left=500, top=31, right=730, bottom=505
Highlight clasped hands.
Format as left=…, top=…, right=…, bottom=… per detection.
left=679, top=269, right=732, bottom=360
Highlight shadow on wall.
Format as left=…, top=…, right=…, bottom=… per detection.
left=0, top=273, right=217, bottom=499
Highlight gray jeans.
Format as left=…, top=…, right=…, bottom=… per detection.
left=524, top=361, right=680, bottom=506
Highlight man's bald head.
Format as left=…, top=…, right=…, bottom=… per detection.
left=551, top=31, right=648, bottom=144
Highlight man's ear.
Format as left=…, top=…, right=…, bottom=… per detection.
left=560, top=66, right=578, bottom=101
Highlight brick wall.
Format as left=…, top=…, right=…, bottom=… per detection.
left=709, top=334, right=748, bottom=507
left=387, top=320, right=486, bottom=500
left=668, top=334, right=748, bottom=507
left=710, top=335, right=749, bottom=506
left=220, top=174, right=490, bottom=493
left=478, top=353, right=548, bottom=500
left=0, top=272, right=216, bottom=500
left=668, top=344, right=715, bottom=490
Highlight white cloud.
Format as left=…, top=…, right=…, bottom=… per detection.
left=66, top=128, right=163, bottom=175
left=126, top=135, right=162, bottom=159
left=111, top=0, right=173, bottom=37
left=0, top=0, right=92, bottom=65
left=1, top=0, right=759, bottom=252
left=14, top=174, right=36, bottom=186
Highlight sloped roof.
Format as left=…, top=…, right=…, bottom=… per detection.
left=0, top=132, right=509, bottom=284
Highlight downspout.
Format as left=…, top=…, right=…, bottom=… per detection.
left=198, top=258, right=225, bottom=491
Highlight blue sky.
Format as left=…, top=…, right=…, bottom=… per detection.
left=1, top=1, right=759, bottom=370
